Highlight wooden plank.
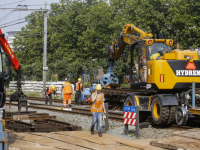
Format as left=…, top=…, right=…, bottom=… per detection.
left=173, top=129, right=200, bottom=140
left=11, top=133, right=88, bottom=150
left=150, top=136, right=200, bottom=150
left=30, top=132, right=135, bottom=150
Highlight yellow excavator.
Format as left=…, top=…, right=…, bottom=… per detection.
left=102, top=23, right=200, bottom=126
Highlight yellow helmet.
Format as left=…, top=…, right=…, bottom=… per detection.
left=78, top=78, right=82, bottom=81
left=52, top=86, right=56, bottom=91
left=96, top=84, right=102, bottom=90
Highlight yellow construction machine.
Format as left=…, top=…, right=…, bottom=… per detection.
left=102, top=23, right=200, bottom=126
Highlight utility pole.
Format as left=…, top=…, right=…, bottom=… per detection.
left=43, top=2, right=48, bottom=93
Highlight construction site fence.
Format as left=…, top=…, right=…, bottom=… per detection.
left=8, top=81, right=75, bottom=97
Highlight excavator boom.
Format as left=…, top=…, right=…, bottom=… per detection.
left=0, top=29, right=20, bottom=71
left=109, top=24, right=153, bottom=60
left=101, top=24, right=153, bottom=88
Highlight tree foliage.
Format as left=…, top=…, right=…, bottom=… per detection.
left=13, top=0, right=200, bottom=83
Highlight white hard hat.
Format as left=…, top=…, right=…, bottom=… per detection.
left=65, top=78, right=68, bottom=81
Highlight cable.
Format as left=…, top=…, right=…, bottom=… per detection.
left=0, top=11, right=16, bottom=23
left=0, top=17, right=26, bottom=26
left=0, top=0, right=25, bottom=7
left=0, top=15, right=27, bottom=21
left=26, top=4, right=52, bottom=6
left=0, top=20, right=27, bottom=28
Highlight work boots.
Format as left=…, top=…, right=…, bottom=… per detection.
left=98, top=131, right=102, bottom=137
left=90, top=126, right=94, bottom=135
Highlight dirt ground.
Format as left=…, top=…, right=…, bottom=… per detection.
left=8, top=130, right=163, bottom=150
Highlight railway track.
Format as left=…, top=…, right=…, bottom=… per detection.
left=6, top=95, right=79, bottom=105
left=7, top=102, right=195, bottom=130
left=5, top=110, right=82, bottom=132
left=6, top=95, right=198, bottom=131
left=6, top=101, right=123, bottom=121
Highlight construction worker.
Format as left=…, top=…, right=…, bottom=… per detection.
left=61, top=78, right=73, bottom=107
left=90, top=84, right=106, bottom=137
left=74, top=78, right=83, bottom=105
left=45, top=86, right=56, bottom=105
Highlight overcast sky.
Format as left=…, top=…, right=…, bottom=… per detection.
left=0, top=0, right=61, bottom=36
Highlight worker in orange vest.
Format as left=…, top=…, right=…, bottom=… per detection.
left=61, top=78, right=73, bottom=107
left=45, top=86, right=56, bottom=105
left=74, top=78, right=83, bottom=105
left=90, top=84, right=106, bottom=137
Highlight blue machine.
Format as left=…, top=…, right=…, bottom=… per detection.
left=100, top=65, right=119, bottom=88
left=0, top=107, right=8, bottom=150
left=81, top=91, right=85, bottom=101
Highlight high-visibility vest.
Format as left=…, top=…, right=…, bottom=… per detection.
left=75, top=82, right=82, bottom=91
left=63, top=82, right=72, bottom=94
left=91, top=93, right=104, bottom=113
left=47, top=87, right=53, bottom=94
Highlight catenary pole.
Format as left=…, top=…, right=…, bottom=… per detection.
left=43, top=2, right=47, bottom=92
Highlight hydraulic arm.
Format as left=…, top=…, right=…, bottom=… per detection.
left=108, top=24, right=153, bottom=61
left=101, top=24, right=153, bottom=88
left=0, top=29, right=20, bottom=71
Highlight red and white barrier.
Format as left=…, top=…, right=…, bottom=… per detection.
left=123, top=106, right=139, bottom=138
left=123, top=118, right=137, bottom=125
left=123, top=112, right=136, bottom=119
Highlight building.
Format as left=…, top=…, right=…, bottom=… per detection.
left=6, top=31, right=19, bottom=51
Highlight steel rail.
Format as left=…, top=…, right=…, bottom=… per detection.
left=6, top=95, right=90, bottom=105
left=6, top=102, right=123, bottom=121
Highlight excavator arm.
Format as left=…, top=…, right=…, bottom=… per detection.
left=101, top=24, right=153, bottom=88
left=0, top=29, right=20, bottom=71
left=108, top=24, right=153, bottom=61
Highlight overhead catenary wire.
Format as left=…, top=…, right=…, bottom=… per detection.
left=0, top=0, right=25, bottom=7
left=0, top=15, right=27, bottom=21
left=0, top=11, right=16, bottom=23
left=0, top=20, right=27, bottom=29
left=0, top=17, right=26, bottom=26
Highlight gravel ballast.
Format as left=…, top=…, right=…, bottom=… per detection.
left=6, top=104, right=123, bottom=131
left=6, top=99, right=177, bottom=140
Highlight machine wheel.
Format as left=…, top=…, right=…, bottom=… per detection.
left=151, top=97, right=169, bottom=125
left=167, top=106, right=176, bottom=125
left=175, top=107, right=188, bottom=126
left=124, top=96, right=147, bottom=123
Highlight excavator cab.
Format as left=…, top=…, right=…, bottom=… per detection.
left=130, top=40, right=173, bottom=86
left=149, top=43, right=171, bottom=60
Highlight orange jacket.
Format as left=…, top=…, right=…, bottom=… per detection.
left=47, top=87, right=53, bottom=95
left=75, top=82, right=83, bottom=91
left=91, top=93, right=104, bottom=113
left=63, top=82, right=72, bottom=94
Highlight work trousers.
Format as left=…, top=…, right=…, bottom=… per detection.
left=75, top=91, right=81, bottom=104
left=91, top=112, right=103, bottom=131
left=63, top=93, right=71, bottom=107
left=45, top=94, right=52, bottom=105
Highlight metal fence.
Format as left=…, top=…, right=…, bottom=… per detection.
left=9, top=81, right=74, bottom=96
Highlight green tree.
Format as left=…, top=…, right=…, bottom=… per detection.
left=12, top=0, right=200, bottom=82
